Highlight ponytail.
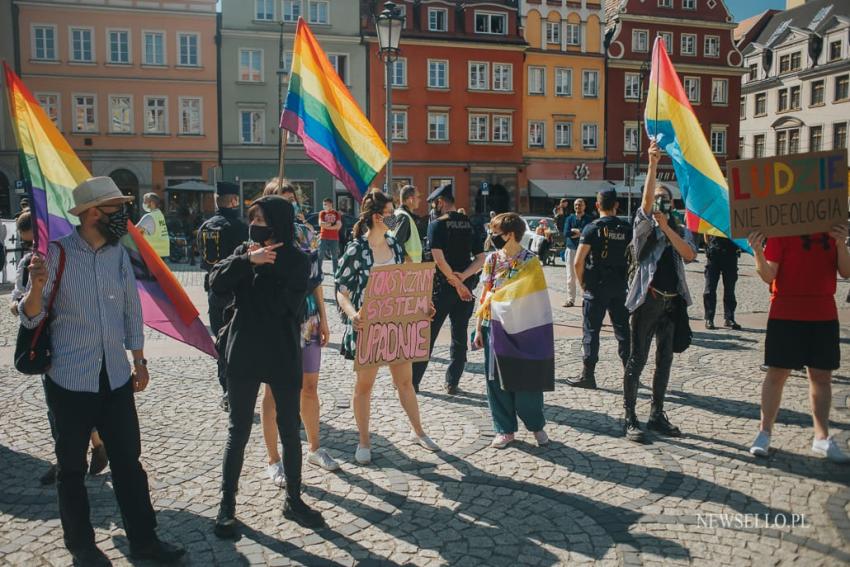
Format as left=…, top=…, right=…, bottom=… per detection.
left=352, top=191, right=392, bottom=239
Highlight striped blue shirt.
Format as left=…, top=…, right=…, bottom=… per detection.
left=20, top=230, right=144, bottom=392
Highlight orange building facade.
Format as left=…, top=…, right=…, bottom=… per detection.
left=15, top=0, right=218, bottom=228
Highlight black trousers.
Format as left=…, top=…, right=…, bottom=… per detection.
left=623, top=291, right=676, bottom=414
left=582, top=290, right=630, bottom=368
left=44, top=370, right=157, bottom=550
left=208, top=289, right=231, bottom=393
left=703, top=258, right=738, bottom=322
left=222, top=375, right=301, bottom=500
left=412, top=282, right=475, bottom=389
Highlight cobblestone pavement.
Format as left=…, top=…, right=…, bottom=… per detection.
left=1, top=255, right=849, bottom=566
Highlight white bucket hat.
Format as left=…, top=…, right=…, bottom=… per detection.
left=68, top=176, right=134, bottom=216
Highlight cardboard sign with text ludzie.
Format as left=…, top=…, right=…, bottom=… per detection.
left=727, top=149, right=848, bottom=239
left=354, top=262, right=436, bottom=370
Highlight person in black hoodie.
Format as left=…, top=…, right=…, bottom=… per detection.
left=210, top=195, right=324, bottom=537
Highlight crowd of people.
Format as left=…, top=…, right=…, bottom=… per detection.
left=8, top=141, right=850, bottom=563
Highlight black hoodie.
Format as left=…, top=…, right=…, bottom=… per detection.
left=209, top=196, right=310, bottom=386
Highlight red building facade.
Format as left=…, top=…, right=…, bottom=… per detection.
left=362, top=0, right=526, bottom=214
left=604, top=0, right=745, bottom=195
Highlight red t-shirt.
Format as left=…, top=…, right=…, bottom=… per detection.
left=763, top=233, right=837, bottom=321
left=319, top=210, right=340, bottom=241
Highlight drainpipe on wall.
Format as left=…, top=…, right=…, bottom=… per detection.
left=216, top=12, right=223, bottom=180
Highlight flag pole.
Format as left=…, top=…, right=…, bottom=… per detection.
left=653, top=37, right=660, bottom=140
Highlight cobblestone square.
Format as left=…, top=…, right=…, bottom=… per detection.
left=1, top=258, right=849, bottom=566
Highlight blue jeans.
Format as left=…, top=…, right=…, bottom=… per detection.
left=318, top=239, right=339, bottom=276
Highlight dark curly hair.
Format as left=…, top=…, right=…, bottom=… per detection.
left=352, top=192, right=393, bottom=238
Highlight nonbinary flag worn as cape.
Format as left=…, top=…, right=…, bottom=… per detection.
left=3, top=62, right=217, bottom=357
left=644, top=38, right=751, bottom=253
left=280, top=18, right=389, bottom=202
left=478, top=257, right=555, bottom=392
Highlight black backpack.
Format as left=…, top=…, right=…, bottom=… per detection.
left=197, top=216, right=231, bottom=271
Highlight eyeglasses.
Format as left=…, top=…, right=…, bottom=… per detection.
left=801, top=234, right=830, bottom=251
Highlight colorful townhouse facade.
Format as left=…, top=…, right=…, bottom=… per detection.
left=0, top=0, right=17, bottom=217
left=14, top=0, right=219, bottom=226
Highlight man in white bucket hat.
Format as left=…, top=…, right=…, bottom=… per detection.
left=20, top=176, right=186, bottom=565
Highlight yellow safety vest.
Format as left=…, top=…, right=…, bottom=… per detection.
left=392, top=207, right=422, bottom=262
left=145, top=209, right=171, bottom=257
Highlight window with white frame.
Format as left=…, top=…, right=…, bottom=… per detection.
left=109, top=95, right=132, bottom=133
left=683, top=77, right=700, bottom=102
left=811, top=80, right=825, bottom=105
left=493, top=64, right=512, bottom=91
left=711, top=78, right=728, bottom=104
left=546, top=22, right=560, bottom=45
left=73, top=95, right=96, bottom=132
left=33, top=25, right=56, bottom=60
left=740, top=96, right=746, bottom=119
left=286, top=130, right=301, bottom=144
left=809, top=125, right=822, bottom=151
left=428, top=112, right=448, bottom=141
left=555, top=68, right=572, bottom=96
left=178, top=33, right=199, bottom=66
left=624, top=122, right=640, bottom=152
left=144, top=97, right=167, bottom=133
left=428, top=60, right=448, bottom=88
left=566, top=23, right=580, bottom=46
left=474, top=11, right=506, bottom=34
left=788, top=128, right=800, bottom=153
left=632, top=29, right=649, bottom=53
left=70, top=28, right=93, bottom=62
left=143, top=32, right=165, bottom=65
left=108, top=30, right=130, bottom=64
left=828, top=40, right=842, bottom=62
left=255, top=0, right=274, bottom=20
left=469, top=62, right=489, bottom=90
left=659, top=31, right=673, bottom=54
left=240, top=110, right=264, bottom=144
left=282, top=0, right=301, bottom=23
left=681, top=33, right=696, bottom=56
left=391, top=110, right=407, bottom=141
left=582, top=70, right=599, bottom=97
left=308, top=1, right=329, bottom=24
left=835, top=75, right=849, bottom=101
left=658, top=0, right=672, bottom=7
left=328, top=54, right=348, bottom=84
left=683, top=0, right=696, bottom=9
left=555, top=122, right=572, bottom=148
left=395, top=4, right=407, bottom=26
left=391, top=58, right=407, bottom=87
left=469, top=114, right=489, bottom=142
left=36, top=93, right=60, bottom=128
left=582, top=123, right=598, bottom=149
left=428, top=7, right=447, bottom=31
left=625, top=73, right=641, bottom=99
left=528, top=66, right=545, bottom=95
left=528, top=121, right=544, bottom=148
left=710, top=126, right=726, bottom=155
left=704, top=35, right=720, bottom=57
left=239, top=49, right=262, bottom=82
left=493, top=115, right=512, bottom=142
left=834, top=122, right=848, bottom=150
left=754, top=134, right=765, bottom=157
left=180, top=97, right=202, bottom=135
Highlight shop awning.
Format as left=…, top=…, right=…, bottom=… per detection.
left=528, top=180, right=615, bottom=199
left=168, top=180, right=216, bottom=192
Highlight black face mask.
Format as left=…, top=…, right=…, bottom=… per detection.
left=654, top=195, right=673, bottom=215
left=98, top=207, right=129, bottom=244
left=21, top=240, right=33, bottom=250
left=491, top=234, right=507, bottom=250
left=382, top=214, right=400, bottom=231
left=250, top=224, right=275, bottom=244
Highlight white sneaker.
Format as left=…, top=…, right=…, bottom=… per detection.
left=749, top=430, right=771, bottom=457
left=354, top=446, right=371, bottom=465
left=307, top=448, right=341, bottom=471
left=812, top=437, right=850, bottom=464
left=410, top=432, right=440, bottom=452
left=533, top=430, right=550, bottom=447
left=266, top=460, right=286, bottom=488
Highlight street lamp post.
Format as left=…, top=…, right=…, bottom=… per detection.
left=375, top=1, right=403, bottom=195
left=630, top=60, right=651, bottom=218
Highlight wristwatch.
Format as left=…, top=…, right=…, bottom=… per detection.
left=133, top=358, right=148, bottom=367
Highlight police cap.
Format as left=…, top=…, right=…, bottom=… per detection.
left=427, top=183, right=453, bottom=203
left=216, top=181, right=239, bottom=196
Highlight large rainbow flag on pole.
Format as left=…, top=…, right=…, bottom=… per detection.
left=644, top=37, right=751, bottom=252
left=280, top=18, right=389, bottom=202
left=3, top=63, right=217, bottom=357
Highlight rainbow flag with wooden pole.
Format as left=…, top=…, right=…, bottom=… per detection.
left=3, top=62, right=217, bottom=357
left=280, top=18, right=389, bottom=202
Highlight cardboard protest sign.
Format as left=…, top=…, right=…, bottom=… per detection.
left=728, top=149, right=848, bottom=239
left=355, top=262, right=436, bottom=370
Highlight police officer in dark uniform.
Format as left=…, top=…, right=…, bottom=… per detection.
left=412, top=184, right=486, bottom=395
left=197, top=182, right=248, bottom=407
left=702, top=234, right=741, bottom=330
left=567, top=189, right=632, bottom=389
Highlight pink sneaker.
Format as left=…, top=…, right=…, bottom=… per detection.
left=490, top=433, right=515, bottom=449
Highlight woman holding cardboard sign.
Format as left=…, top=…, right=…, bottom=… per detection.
left=336, top=191, right=440, bottom=465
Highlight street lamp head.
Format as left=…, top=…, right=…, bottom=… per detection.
left=376, top=1, right=403, bottom=55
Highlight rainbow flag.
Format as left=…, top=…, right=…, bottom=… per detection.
left=644, top=38, right=751, bottom=253
left=3, top=62, right=217, bottom=357
left=477, top=256, right=555, bottom=392
left=280, top=18, right=388, bottom=202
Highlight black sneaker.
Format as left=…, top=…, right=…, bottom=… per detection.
left=128, top=537, right=186, bottom=563
left=624, top=415, right=645, bottom=443
left=724, top=320, right=742, bottom=330
left=214, top=496, right=237, bottom=539
left=69, top=543, right=111, bottom=567
left=565, top=369, right=597, bottom=389
left=40, top=464, right=58, bottom=486
left=647, top=411, right=682, bottom=437
left=704, top=320, right=716, bottom=330
left=283, top=497, right=325, bottom=529
left=445, top=383, right=459, bottom=396
left=88, top=444, right=108, bottom=476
